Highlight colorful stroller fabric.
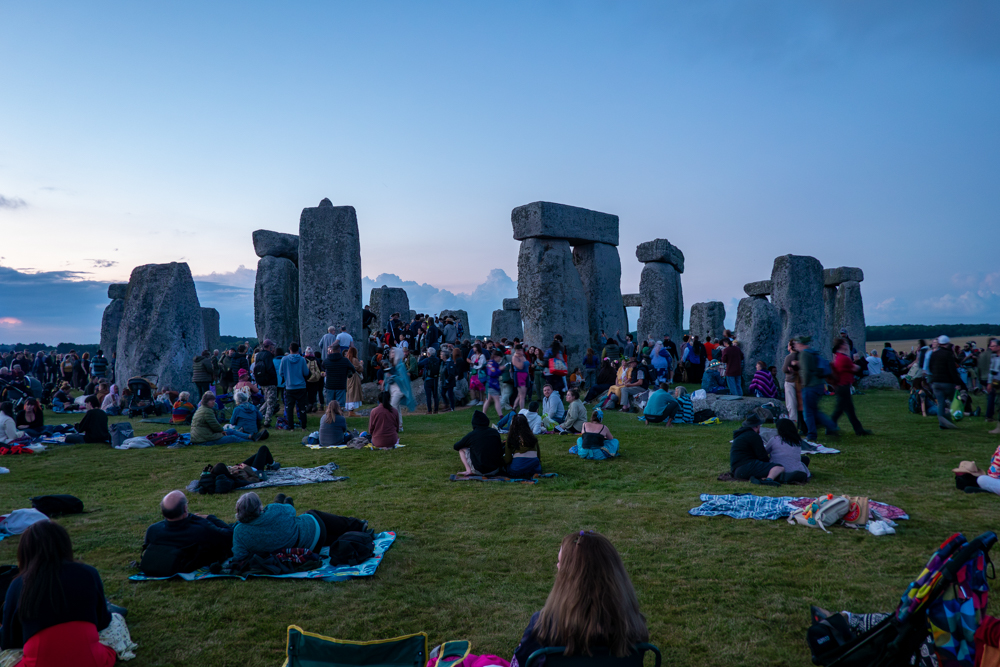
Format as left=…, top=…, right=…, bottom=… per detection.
left=925, top=539, right=990, bottom=667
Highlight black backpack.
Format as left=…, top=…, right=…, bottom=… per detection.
left=328, top=531, right=375, bottom=566
left=110, top=422, right=134, bottom=448
left=30, top=494, right=84, bottom=517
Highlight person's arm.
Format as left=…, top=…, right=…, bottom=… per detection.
left=754, top=437, right=770, bottom=463
left=206, top=409, right=223, bottom=433
left=1, top=580, right=22, bottom=649
left=93, top=568, right=112, bottom=631
left=453, top=432, right=473, bottom=452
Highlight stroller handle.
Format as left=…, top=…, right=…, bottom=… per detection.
left=941, top=531, right=998, bottom=581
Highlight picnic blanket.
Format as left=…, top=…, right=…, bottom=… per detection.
left=689, top=493, right=909, bottom=522
left=449, top=473, right=559, bottom=484
left=140, top=417, right=175, bottom=424
left=307, top=443, right=406, bottom=450
left=184, top=463, right=348, bottom=493
left=129, top=531, right=395, bottom=582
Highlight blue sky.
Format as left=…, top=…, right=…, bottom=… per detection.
left=1, top=2, right=998, bottom=344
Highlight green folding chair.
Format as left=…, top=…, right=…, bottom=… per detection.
left=282, top=626, right=469, bottom=667
left=525, top=644, right=662, bottom=667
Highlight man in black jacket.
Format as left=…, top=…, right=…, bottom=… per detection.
left=930, top=335, right=965, bottom=430
left=454, top=410, right=504, bottom=476
left=141, top=491, right=233, bottom=576
left=323, top=344, right=355, bottom=407
left=64, top=395, right=110, bottom=444
left=729, top=414, right=784, bottom=485
left=254, top=340, right=278, bottom=427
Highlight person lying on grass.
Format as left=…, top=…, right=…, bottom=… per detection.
left=729, top=413, right=785, bottom=486
left=504, top=414, right=542, bottom=479
left=141, top=490, right=234, bottom=576
left=510, top=530, right=649, bottom=667
left=454, top=410, right=505, bottom=477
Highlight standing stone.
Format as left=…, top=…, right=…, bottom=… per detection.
left=636, top=262, right=683, bottom=345
left=254, top=256, right=299, bottom=347
left=201, top=308, right=220, bottom=352
left=572, top=242, right=627, bottom=349
left=834, top=280, right=866, bottom=354
left=491, top=309, right=524, bottom=342
left=100, top=299, right=124, bottom=359
left=824, top=286, right=838, bottom=351
left=517, top=238, right=590, bottom=367
left=735, top=296, right=781, bottom=391
left=298, top=200, right=362, bottom=352
left=115, top=262, right=205, bottom=393
left=635, top=239, right=685, bottom=272
left=770, top=255, right=827, bottom=359
left=369, top=286, right=410, bottom=333
left=440, top=310, right=471, bottom=340
left=689, top=302, right=726, bottom=341
left=252, top=230, right=299, bottom=264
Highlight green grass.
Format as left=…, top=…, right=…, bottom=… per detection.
left=1, top=389, right=998, bottom=666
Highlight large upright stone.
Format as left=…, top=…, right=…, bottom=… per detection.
left=201, top=308, right=220, bottom=352
left=834, top=280, right=866, bottom=354
left=770, top=255, right=826, bottom=359
left=108, top=284, right=128, bottom=300
left=252, top=230, right=299, bottom=264
left=689, top=302, right=726, bottom=341
left=100, top=299, right=124, bottom=359
left=635, top=239, right=685, bottom=272
left=369, top=286, right=410, bottom=333
left=115, top=262, right=204, bottom=393
left=491, top=309, right=523, bottom=342
left=735, top=296, right=781, bottom=391
left=511, top=202, right=619, bottom=246
left=517, top=238, right=590, bottom=366
left=824, top=267, right=864, bottom=286
left=439, top=310, right=471, bottom=340
left=636, top=262, right=683, bottom=344
left=824, top=286, right=837, bottom=352
left=573, top=242, right=627, bottom=348
left=298, top=201, right=362, bottom=352
left=254, top=256, right=299, bottom=347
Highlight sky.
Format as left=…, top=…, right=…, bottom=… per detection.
left=1, top=1, right=998, bottom=344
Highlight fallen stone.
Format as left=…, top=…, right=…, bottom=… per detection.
left=834, top=280, right=867, bottom=353
left=691, top=394, right=788, bottom=423
left=298, top=202, right=363, bottom=352
left=252, top=229, right=299, bottom=263
left=636, top=261, right=683, bottom=344
left=254, top=256, right=299, bottom=347
left=502, top=298, right=520, bottom=311
left=735, top=296, right=781, bottom=391
left=361, top=382, right=380, bottom=404
left=573, top=242, right=627, bottom=349
left=743, top=280, right=772, bottom=297
left=511, top=201, right=619, bottom=246
left=491, top=309, right=524, bottom=342
left=108, top=284, right=128, bottom=300
left=622, top=293, right=642, bottom=308
left=824, top=266, right=864, bottom=286
left=635, top=239, right=685, bottom=272
left=201, top=308, right=220, bottom=352
left=100, top=299, right=124, bottom=361
left=689, top=302, right=726, bottom=342
left=369, top=286, right=410, bottom=333
left=770, top=255, right=826, bottom=359
left=115, top=262, right=205, bottom=393
left=859, top=372, right=900, bottom=390
left=439, top=310, right=471, bottom=340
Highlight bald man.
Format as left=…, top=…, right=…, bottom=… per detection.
left=140, top=491, right=234, bottom=577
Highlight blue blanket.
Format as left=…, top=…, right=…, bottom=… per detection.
left=688, top=493, right=800, bottom=520
left=129, top=531, right=395, bottom=582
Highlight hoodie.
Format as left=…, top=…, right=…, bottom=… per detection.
left=229, top=402, right=262, bottom=434
left=279, top=354, right=310, bottom=390
left=730, top=425, right=768, bottom=472
left=453, top=410, right=504, bottom=474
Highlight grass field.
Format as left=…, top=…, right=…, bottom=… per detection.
left=2, top=389, right=999, bottom=667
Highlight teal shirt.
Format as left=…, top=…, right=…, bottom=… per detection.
left=644, top=388, right=677, bottom=417
left=232, top=503, right=319, bottom=560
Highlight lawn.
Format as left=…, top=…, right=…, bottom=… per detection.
left=1, top=389, right=998, bottom=667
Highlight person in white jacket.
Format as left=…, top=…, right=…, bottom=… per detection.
left=0, top=402, right=18, bottom=444
left=518, top=401, right=546, bottom=435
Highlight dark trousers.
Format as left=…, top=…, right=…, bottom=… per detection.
left=830, top=384, right=866, bottom=434
left=585, top=384, right=611, bottom=402
left=424, top=377, right=439, bottom=413
left=210, top=446, right=273, bottom=479
left=442, top=383, right=455, bottom=410
left=645, top=401, right=678, bottom=423
left=306, top=381, right=324, bottom=409
left=284, top=388, right=308, bottom=428
left=988, top=387, right=996, bottom=420
left=932, top=382, right=955, bottom=428
left=195, top=382, right=211, bottom=399
left=802, top=384, right=837, bottom=439
left=306, top=510, right=367, bottom=546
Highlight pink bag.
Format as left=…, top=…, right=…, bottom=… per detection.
left=429, top=654, right=510, bottom=667
left=469, top=375, right=484, bottom=391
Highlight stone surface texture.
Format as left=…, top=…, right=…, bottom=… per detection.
left=573, top=242, right=627, bottom=349
left=254, top=256, right=299, bottom=347
left=824, top=266, right=864, bottom=286
left=502, top=298, right=520, bottom=311
left=115, top=262, right=205, bottom=393
left=201, top=308, right=220, bottom=352
left=439, top=310, right=471, bottom=340
left=252, top=229, right=299, bottom=263
left=834, top=280, right=867, bottom=353
left=859, top=372, right=900, bottom=390
left=689, top=301, right=726, bottom=341
left=511, top=201, right=619, bottom=246
left=298, top=203, right=362, bottom=352
left=743, top=280, right=773, bottom=297
left=735, top=296, right=781, bottom=390
left=108, top=284, right=128, bottom=300
left=824, top=286, right=838, bottom=352
left=100, top=299, right=124, bottom=360
left=691, top=394, right=787, bottom=422
left=770, top=254, right=827, bottom=360
left=622, top=293, right=642, bottom=307
left=636, top=261, right=683, bottom=344
left=369, top=286, right=410, bottom=333
left=635, top=239, right=685, bottom=272
left=491, top=309, right=524, bottom=342
left=517, top=238, right=590, bottom=367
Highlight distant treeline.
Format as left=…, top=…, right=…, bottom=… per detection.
left=866, top=324, right=1000, bottom=341
left=1, top=335, right=258, bottom=355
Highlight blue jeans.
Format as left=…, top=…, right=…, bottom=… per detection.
left=324, top=389, right=346, bottom=406
left=802, top=384, right=837, bottom=439
left=726, top=376, right=742, bottom=397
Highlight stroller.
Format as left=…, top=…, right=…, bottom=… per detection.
left=808, top=531, right=997, bottom=667
left=126, top=376, right=158, bottom=418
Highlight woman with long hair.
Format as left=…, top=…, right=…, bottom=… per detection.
left=344, top=346, right=364, bottom=417
left=504, top=413, right=542, bottom=479
left=512, top=531, right=648, bottom=667
left=763, top=418, right=811, bottom=483
left=1, top=521, right=116, bottom=665
left=320, top=400, right=348, bottom=447
left=368, top=391, right=400, bottom=449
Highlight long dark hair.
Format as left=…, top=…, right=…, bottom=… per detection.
left=17, top=520, right=73, bottom=621
left=380, top=391, right=392, bottom=410
left=506, top=414, right=538, bottom=452
left=776, top=418, right=801, bottom=446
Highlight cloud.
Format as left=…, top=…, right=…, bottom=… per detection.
left=0, top=195, right=27, bottom=210
left=193, top=265, right=257, bottom=289
left=874, top=297, right=897, bottom=312
left=87, top=259, right=118, bottom=268
left=0, top=317, right=23, bottom=327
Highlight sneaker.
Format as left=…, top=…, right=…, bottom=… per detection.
left=266, top=461, right=280, bottom=472
left=274, top=493, right=287, bottom=504
left=106, top=603, right=128, bottom=618
left=751, top=476, right=781, bottom=487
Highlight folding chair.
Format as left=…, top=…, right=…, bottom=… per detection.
left=282, top=625, right=469, bottom=667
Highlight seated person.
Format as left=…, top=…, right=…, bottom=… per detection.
left=0, top=521, right=116, bottom=666
left=643, top=382, right=679, bottom=425
left=866, top=350, right=883, bottom=375
left=519, top=401, right=545, bottom=434
left=141, top=490, right=234, bottom=576
left=229, top=391, right=264, bottom=436
left=908, top=378, right=938, bottom=416
left=368, top=392, right=400, bottom=449
left=504, top=414, right=543, bottom=479
left=748, top=361, right=780, bottom=398
left=52, top=382, right=82, bottom=411
left=15, top=397, right=45, bottom=438
left=171, top=391, right=196, bottom=424
left=701, top=361, right=728, bottom=395
left=0, top=401, right=17, bottom=444
left=191, top=392, right=255, bottom=445
left=319, top=400, right=348, bottom=447
left=231, top=491, right=368, bottom=560
left=94, top=382, right=110, bottom=408
left=763, top=419, right=811, bottom=484
left=64, top=395, right=110, bottom=444
left=232, top=369, right=260, bottom=399
left=730, top=414, right=784, bottom=486
left=454, top=410, right=505, bottom=476
left=511, top=530, right=648, bottom=667
left=541, top=384, right=565, bottom=429
left=673, top=386, right=694, bottom=424
left=583, top=359, right=617, bottom=403
left=572, top=410, right=619, bottom=459
left=100, top=384, right=120, bottom=415
left=556, top=389, right=588, bottom=433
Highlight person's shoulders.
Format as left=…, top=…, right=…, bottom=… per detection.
left=64, top=559, right=102, bottom=581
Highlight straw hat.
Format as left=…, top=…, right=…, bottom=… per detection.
left=952, top=461, right=985, bottom=477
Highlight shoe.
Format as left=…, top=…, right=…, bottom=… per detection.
left=990, top=425, right=1000, bottom=435
left=751, top=476, right=781, bottom=487
left=266, top=461, right=280, bottom=472
left=974, top=407, right=982, bottom=417
left=856, top=430, right=873, bottom=436
left=106, top=602, right=128, bottom=618
left=284, top=496, right=294, bottom=506
left=274, top=493, right=287, bottom=504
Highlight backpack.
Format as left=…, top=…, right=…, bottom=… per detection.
left=307, top=358, right=322, bottom=383
left=110, top=422, right=134, bottom=448
left=30, top=494, right=84, bottom=517
left=147, top=429, right=180, bottom=447
left=787, top=494, right=850, bottom=533
left=327, top=531, right=375, bottom=566
left=548, top=356, right=568, bottom=377
left=812, top=351, right=832, bottom=381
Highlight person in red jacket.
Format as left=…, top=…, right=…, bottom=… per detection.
left=830, top=338, right=873, bottom=436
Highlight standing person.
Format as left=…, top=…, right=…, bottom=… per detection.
left=468, top=343, right=487, bottom=406
left=303, top=347, right=324, bottom=413
left=322, top=344, right=355, bottom=409
left=982, top=338, right=1000, bottom=428
left=929, top=335, right=965, bottom=431
left=511, top=346, right=530, bottom=413
left=253, top=340, right=278, bottom=427
left=482, top=350, right=506, bottom=418
left=418, top=347, right=441, bottom=414
left=192, top=350, right=214, bottom=398
left=279, top=343, right=310, bottom=430
left=829, top=338, right=873, bottom=436
left=543, top=339, right=569, bottom=396
left=89, top=350, right=109, bottom=381
left=344, top=346, right=364, bottom=417
left=318, top=327, right=338, bottom=357
left=217, top=349, right=234, bottom=397
left=781, top=341, right=805, bottom=434
left=623, top=334, right=636, bottom=361
left=334, top=326, right=353, bottom=351
left=581, top=348, right=599, bottom=396
left=795, top=336, right=839, bottom=441
left=440, top=348, right=457, bottom=412
left=442, top=318, right=458, bottom=346
left=532, top=349, right=547, bottom=401
left=721, top=339, right=744, bottom=397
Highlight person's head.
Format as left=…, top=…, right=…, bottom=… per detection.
left=237, top=344, right=247, bottom=354
left=741, top=413, right=762, bottom=432
left=178, top=390, right=190, bottom=402
left=160, top=490, right=188, bottom=521
left=235, top=492, right=263, bottom=523
left=674, top=386, right=687, bottom=397
left=85, top=394, right=100, bottom=410
left=0, top=401, right=13, bottom=418
left=989, top=338, right=1000, bottom=353
left=722, top=338, right=731, bottom=347
left=341, top=326, right=347, bottom=332
left=22, top=397, right=39, bottom=413
left=15, top=519, right=76, bottom=619
left=200, top=392, right=216, bottom=408
left=833, top=337, right=848, bottom=355
left=528, top=400, right=540, bottom=414
left=305, top=346, right=314, bottom=358
left=325, top=400, right=343, bottom=420
left=566, top=389, right=578, bottom=402
left=658, top=382, right=669, bottom=392
left=793, top=335, right=812, bottom=351
left=590, top=408, right=603, bottom=423
left=507, top=414, right=538, bottom=450
left=380, top=391, right=392, bottom=410
left=492, top=350, right=503, bottom=361
left=328, top=326, right=336, bottom=334
left=543, top=384, right=553, bottom=398
left=289, top=342, right=299, bottom=354
left=775, top=418, right=801, bottom=445
left=537, top=531, right=648, bottom=657
left=756, top=361, right=766, bottom=371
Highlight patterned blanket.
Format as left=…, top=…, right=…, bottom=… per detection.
left=449, top=473, right=559, bottom=484
left=184, top=463, right=348, bottom=493
left=689, top=494, right=909, bottom=522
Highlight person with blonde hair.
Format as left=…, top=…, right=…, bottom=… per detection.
left=511, top=531, right=648, bottom=667
left=320, top=400, right=348, bottom=447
